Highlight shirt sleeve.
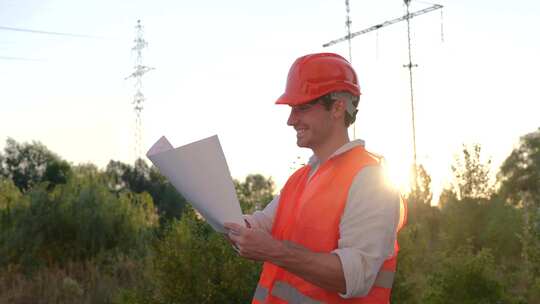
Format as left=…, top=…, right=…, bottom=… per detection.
left=332, top=165, right=400, bottom=298
left=243, top=195, right=279, bottom=232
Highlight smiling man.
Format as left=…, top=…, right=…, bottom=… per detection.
left=225, top=53, right=406, bottom=304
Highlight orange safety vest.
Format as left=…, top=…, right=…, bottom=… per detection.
left=252, top=145, right=406, bottom=304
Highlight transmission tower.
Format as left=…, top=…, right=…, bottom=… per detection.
left=323, top=0, right=443, bottom=189
left=126, top=20, right=154, bottom=162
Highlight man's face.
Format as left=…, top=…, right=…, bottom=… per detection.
left=287, top=100, right=334, bottom=149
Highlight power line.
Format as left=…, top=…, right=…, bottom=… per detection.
left=0, top=55, right=44, bottom=61
left=322, top=4, right=443, bottom=48
left=0, top=25, right=110, bottom=62
left=0, top=25, right=104, bottom=39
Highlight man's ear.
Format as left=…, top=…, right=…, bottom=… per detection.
left=332, top=100, right=346, bottom=120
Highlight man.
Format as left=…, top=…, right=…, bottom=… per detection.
left=225, top=53, right=406, bottom=303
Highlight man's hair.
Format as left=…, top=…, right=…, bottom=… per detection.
left=311, top=91, right=359, bottom=127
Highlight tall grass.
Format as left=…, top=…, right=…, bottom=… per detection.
left=0, top=254, right=144, bottom=304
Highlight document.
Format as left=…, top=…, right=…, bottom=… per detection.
left=146, top=135, right=244, bottom=233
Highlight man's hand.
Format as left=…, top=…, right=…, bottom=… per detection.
left=224, top=222, right=285, bottom=262
left=224, top=222, right=346, bottom=294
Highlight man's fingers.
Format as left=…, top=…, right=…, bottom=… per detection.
left=232, top=242, right=241, bottom=253
left=224, top=222, right=246, bottom=240
left=224, top=233, right=235, bottom=245
left=228, top=231, right=240, bottom=243
left=223, top=222, right=234, bottom=229
left=223, top=230, right=243, bottom=254
left=224, top=222, right=244, bottom=234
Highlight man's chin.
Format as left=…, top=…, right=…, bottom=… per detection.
left=296, top=138, right=309, bottom=148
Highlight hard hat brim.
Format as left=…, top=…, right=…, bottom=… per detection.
left=275, top=93, right=315, bottom=106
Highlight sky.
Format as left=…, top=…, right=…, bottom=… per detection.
left=1, top=0, right=539, bottom=202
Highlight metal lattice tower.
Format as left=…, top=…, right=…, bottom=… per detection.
left=126, top=20, right=154, bottom=161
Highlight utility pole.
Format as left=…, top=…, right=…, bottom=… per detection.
left=345, top=0, right=353, bottom=64
left=126, top=20, right=154, bottom=162
left=403, top=0, right=419, bottom=189
left=344, top=0, right=356, bottom=140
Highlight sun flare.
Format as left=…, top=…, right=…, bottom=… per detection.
left=383, top=159, right=412, bottom=195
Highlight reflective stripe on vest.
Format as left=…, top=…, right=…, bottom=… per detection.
left=254, top=281, right=322, bottom=304
left=273, top=281, right=323, bottom=304
left=254, top=284, right=269, bottom=302
left=253, top=269, right=395, bottom=303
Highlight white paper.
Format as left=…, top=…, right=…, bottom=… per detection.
left=146, top=135, right=244, bottom=233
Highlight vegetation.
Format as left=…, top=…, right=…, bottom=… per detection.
left=1, top=128, right=539, bottom=303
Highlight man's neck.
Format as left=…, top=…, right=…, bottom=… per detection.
left=313, top=131, right=350, bottom=164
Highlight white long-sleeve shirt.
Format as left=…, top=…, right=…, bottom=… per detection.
left=244, top=140, right=401, bottom=298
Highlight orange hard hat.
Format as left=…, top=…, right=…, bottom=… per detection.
left=275, top=53, right=360, bottom=106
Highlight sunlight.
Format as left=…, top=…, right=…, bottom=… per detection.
left=383, top=158, right=412, bottom=195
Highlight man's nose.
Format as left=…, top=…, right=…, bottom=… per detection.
left=287, top=108, right=298, bottom=126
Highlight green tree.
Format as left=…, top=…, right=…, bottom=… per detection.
left=438, top=144, right=494, bottom=251
left=451, top=143, right=493, bottom=200
left=422, top=247, right=509, bottom=304
left=0, top=138, right=71, bottom=192
left=479, top=196, right=523, bottom=263
left=120, top=174, right=275, bottom=304
left=498, top=128, right=540, bottom=300
left=234, top=174, right=275, bottom=213
left=106, top=159, right=186, bottom=223
left=499, top=128, right=540, bottom=206
left=0, top=178, right=25, bottom=233
left=393, top=165, right=440, bottom=303
left=0, top=171, right=158, bottom=270
left=146, top=207, right=261, bottom=304
left=0, top=178, right=22, bottom=210
left=407, top=164, right=436, bottom=224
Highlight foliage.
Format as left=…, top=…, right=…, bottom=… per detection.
left=392, top=165, right=440, bottom=303
left=479, top=196, right=523, bottom=262
left=0, top=171, right=158, bottom=270
left=393, top=141, right=530, bottom=303
left=0, top=179, right=26, bottom=250
left=234, top=173, right=275, bottom=213
left=498, top=128, right=540, bottom=299
left=422, top=247, right=508, bottom=304
left=499, top=128, right=540, bottom=206
left=106, top=159, right=186, bottom=224
left=0, top=138, right=71, bottom=192
left=2, top=135, right=540, bottom=303
left=111, top=173, right=276, bottom=304
left=407, top=165, right=439, bottom=232
left=121, top=207, right=261, bottom=304
left=409, top=164, right=433, bottom=207
left=0, top=255, right=145, bottom=304
left=451, top=143, right=493, bottom=200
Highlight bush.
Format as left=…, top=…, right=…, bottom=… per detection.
left=121, top=207, right=261, bottom=304
left=0, top=171, right=158, bottom=270
left=422, top=247, right=509, bottom=304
